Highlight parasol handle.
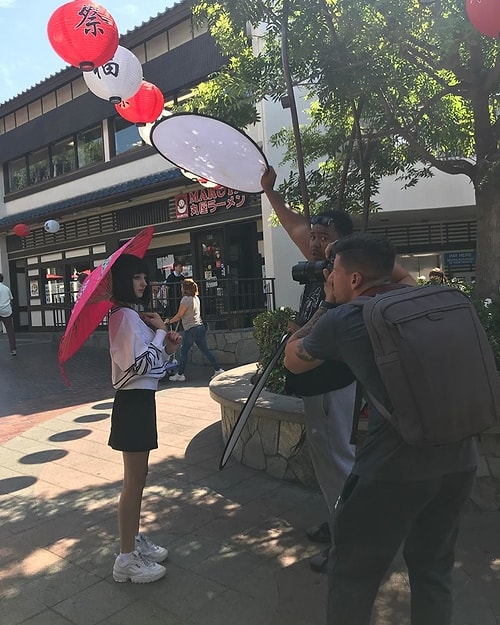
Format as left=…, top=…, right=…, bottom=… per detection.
left=165, top=320, right=180, bottom=332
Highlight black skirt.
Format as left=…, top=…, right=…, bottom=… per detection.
left=108, top=389, right=158, bottom=452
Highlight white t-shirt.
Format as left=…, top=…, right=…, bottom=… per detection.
left=0, top=283, right=13, bottom=317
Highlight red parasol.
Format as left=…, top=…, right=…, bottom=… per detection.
left=58, top=226, right=154, bottom=379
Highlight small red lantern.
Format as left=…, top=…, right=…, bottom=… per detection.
left=47, top=1, right=119, bottom=71
left=115, top=81, right=164, bottom=124
left=14, top=224, right=30, bottom=238
left=466, top=0, right=500, bottom=38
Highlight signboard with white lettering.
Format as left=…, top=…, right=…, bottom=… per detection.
left=444, top=251, right=476, bottom=267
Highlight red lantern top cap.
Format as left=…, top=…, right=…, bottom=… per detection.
left=47, top=1, right=119, bottom=70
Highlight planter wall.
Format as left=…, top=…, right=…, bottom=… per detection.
left=210, top=364, right=319, bottom=489
left=210, top=364, right=500, bottom=510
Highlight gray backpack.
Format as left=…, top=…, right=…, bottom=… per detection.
left=354, top=285, right=500, bottom=446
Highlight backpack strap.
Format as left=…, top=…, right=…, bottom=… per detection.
left=348, top=289, right=400, bottom=443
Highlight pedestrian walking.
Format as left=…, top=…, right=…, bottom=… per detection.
left=0, top=273, right=17, bottom=356
left=166, top=278, right=224, bottom=382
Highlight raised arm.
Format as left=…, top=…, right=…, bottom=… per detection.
left=261, top=166, right=311, bottom=258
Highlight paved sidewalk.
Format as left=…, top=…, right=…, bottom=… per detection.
left=0, top=333, right=499, bottom=625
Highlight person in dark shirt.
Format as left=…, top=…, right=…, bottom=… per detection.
left=285, top=233, right=476, bottom=625
left=261, top=166, right=415, bottom=571
left=165, top=261, right=184, bottom=318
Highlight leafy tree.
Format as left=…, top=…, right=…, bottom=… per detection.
left=189, top=0, right=500, bottom=298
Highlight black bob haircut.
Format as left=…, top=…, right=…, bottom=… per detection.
left=111, top=254, right=151, bottom=305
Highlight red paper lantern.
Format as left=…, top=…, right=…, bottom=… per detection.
left=115, top=81, right=164, bottom=124
left=13, top=224, right=30, bottom=238
left=47, top=1, right=119, bottom=71
left=466, top=0, right=500, bottom=38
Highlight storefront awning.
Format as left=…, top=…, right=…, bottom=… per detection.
left=0, top=168, right=184, bottom=231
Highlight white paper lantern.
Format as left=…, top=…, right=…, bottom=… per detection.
left=137, top=110, right=171, bottom=146
left=180, top=168, right=199, bottom=182
left=83, top=46, right=143, bottom=104
left=180, top=168, right=220, bottom=188
left=44, top=219, right=60, bottom=234
left=199, top=178, right=221, bottom=189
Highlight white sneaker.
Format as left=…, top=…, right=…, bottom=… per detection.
left=211, top=369, right=225, bottom=378
left=113, top=551, right=166, bottom=583
left=170, top=373, right=186, bottom=381
left=135, top=533, right=168, bottom=563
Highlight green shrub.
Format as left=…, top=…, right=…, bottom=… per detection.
left=252, top=307, right=295, bottom=394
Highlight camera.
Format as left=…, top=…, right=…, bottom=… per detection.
left=291, top=260, right=333, bottom=284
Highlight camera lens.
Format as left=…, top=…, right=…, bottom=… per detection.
left=291, top=260, right=331, bottom=284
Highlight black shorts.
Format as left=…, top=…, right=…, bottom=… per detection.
left=108, top=389, right=158, bottom=452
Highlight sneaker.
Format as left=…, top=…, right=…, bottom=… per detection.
left=306, top=521, right=331, bottom=544
left=211, top=368, right=225, bottom=378
left=170, top=373, right=185, bottom=381
left=135, top=533, right=168, bottom=563
left=113, top=551, right=166, bottom=583
left=11, top=350, right=16, bottom=356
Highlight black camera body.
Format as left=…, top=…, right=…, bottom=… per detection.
left=291, top=260, right=333, bottom=284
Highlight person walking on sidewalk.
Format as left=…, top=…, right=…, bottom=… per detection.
left=108, top=254, right=182, bottom=584
left=0, top=273, right=17, bottom=356
left=166, top=278, right=224, bottom=382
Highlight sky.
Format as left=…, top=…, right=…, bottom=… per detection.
left=0, top=0, right=177, bottom=104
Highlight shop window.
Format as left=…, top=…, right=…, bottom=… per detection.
left=113, top=116, right=143, bottom=155
left=77, top=125, right=104, bottom=168
left=44, top=266, right=66, bottom=304
left=51, top=136, right=76, bottom=177
left=7, top=156, right=28, bottom=192
left=28, top=147, right=50, bottom=185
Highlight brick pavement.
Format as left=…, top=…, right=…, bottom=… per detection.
left=0, top=332, right=499, bottom=625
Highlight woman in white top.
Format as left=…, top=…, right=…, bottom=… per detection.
left=166, top=278, right=224, bottom=382
left=108, top=254, right=181, bottom=584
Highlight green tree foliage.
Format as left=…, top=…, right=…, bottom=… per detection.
left=191, top=0, right=500, bottom=298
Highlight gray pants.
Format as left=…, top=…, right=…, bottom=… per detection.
left=0, top=314, right=16, bottom=351
left=328, top=470, right=475, bottom=625
left=302, top=382, right=357, bottom=514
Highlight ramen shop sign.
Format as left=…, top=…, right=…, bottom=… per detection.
left=175, top=187, right=247, bottom=219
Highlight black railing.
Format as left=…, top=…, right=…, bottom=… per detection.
left=46, top=277, right=276, bottom=331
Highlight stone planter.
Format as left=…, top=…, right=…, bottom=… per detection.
left=209, top=364, right=319, bottom=488
left=211, top=364, right=500, bottom=510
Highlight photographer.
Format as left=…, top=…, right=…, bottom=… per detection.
left=261, top=166, right=414, bottom=572
left=284, top=233, right=476, bottom=625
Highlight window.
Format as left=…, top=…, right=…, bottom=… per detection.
left=146, top=32, right=168, bottom=61
left=77, top=125, right=103, bottom=167
left=28, top=147, right=50, bottom=185
left=51, top=136, right=76, bottom=177
left=168, top=18, right=193, bottom=49
left=113, top=116, right=142, bottom=155
left=7, top=156, right=28, bottom=192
